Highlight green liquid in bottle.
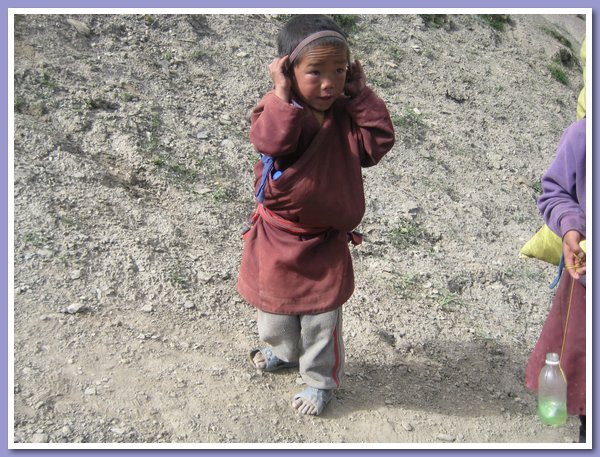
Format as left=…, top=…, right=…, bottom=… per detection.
left=538, top=399, right=567, bottom=426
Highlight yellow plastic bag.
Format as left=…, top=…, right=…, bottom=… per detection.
left=519, top=224, right=562, bottom=265
left=576, top=38, right=586, bottom=121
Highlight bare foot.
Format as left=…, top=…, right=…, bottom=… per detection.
left=292, top=387, right=333, bottom=416
left=292, top=397, right=318, bottom=415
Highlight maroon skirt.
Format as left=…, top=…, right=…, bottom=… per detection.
left=525, top=272, right=586, bottom=415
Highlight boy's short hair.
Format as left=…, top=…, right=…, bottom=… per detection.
left=277, top=15, right=348, bottom=65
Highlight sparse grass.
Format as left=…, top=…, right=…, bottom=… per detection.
left=393, top=273, right=422, bottom=298
left=532, top=180, right=543, bottom=195
left=392, top=108, right=426, bottom=145
left=388, top=45, right=405, bottom=61
left=23, top=232, right=47, bottom=247
left=152, top=157, right=166, bottom=168
left=41, top=72, right=57, bottom=90
left=540, top=26, right=573, bottom=50
left=211, top=184, right=233, bottom=203
left=14, top=96, right=25, bottom=113
left=332, top=14, right=359, bottom=33
left=390, top=219, right=427, bottom=249
left=438, top=291, right=463, bottom=309
left=190, top=49, right=210, bottom=61
left=547, top=63, right=569, bottom=85
left=479, top=14, right=513, bottom=31
left=143, top=15, right=155, bottom=26
left=393, top=109, right=425, bottom=131
left=152, top=157, right=198, bottom=183
left=168, top=271, right=189, bottom=288
left=419, top=14, right=449, bottom=29
left=121, top=92, right=135, bottom=102
left=58, top=216, right=77, bottom=227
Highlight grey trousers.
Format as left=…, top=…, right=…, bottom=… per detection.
left=257, top=308, right=344, bottom=390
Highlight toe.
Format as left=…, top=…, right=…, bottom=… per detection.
left=253, top=352, right=266, bottom=369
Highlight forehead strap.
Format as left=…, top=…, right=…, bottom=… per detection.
left=288, top=31, right=347, bottom=64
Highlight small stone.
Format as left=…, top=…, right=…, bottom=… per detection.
left=402, top=422, right=414, bottom=432
left=197, top=271, right=212, bottom=284
left=84, top=387, right=96, bottom=395
left=197, top=131, right=209, bottom=140
left=66, top=18, right=91, bottom=36
left=31, top=433, right=49, bottom=443
left=66, top=303, right=85, bottom=314
left=70, top=270, right=82, bottom=280
left=436, top=433, right=456, bottom=442
left=220, top=138, right=234, bottom=149
left=183, top=301, right=195, bottom=309
left=37, top=248, right=53, bottom=258
left=140, top=304, right=153, bottom=313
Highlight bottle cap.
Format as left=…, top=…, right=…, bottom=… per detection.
left=545, top=352, right=560, bottom=365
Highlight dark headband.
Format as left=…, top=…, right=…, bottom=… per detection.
left=288, top=30, right=347, bottom=63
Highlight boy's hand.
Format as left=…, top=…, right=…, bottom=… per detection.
left=344, top=59, right=366, bottom=98
left=269, top=56, right=292, bottom=102
left=563, top=230, right=586, bottom=280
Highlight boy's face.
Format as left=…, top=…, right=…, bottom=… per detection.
left=292, top=44, right=349, bottom=113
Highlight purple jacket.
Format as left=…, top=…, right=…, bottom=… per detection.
left=538, top=119, right=586, bottom=238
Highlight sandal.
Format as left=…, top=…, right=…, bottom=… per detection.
left=249, top=348, right=299, bottom=372
left=293, top=386, right=334, bottom=416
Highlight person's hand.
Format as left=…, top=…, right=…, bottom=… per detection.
left=563, top=230, right=586, bottom=280
left=269, top=56, right=292, bottom=102
left=344, top=59, right=366, bottom=98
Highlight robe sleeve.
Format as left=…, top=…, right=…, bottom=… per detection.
left=344, top=86, right=395, bottom=167
left=249, top=91, right=305, bottom=157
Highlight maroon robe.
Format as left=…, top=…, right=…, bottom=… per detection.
left=525, top=273, right=586, bottom=415
left=238, top=87, right=395, bottom=314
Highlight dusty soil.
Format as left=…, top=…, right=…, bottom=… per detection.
left=12, top=12, right=587, bottom=446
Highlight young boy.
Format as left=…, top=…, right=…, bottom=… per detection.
left=238, top=15, right=395, bottom=416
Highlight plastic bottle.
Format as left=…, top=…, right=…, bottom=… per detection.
left=537, top=352, right=567, bottom=426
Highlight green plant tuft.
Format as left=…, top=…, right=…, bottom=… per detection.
left=332, top=14, right=359, bottom=33
left=419, top=14, right=449, bottom=29
left=479, top=14, right=513, bottom=31
left=547, top=63, right=569, bottom=85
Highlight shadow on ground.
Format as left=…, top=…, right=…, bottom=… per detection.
left=329, top=339, right=535, bottom=418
